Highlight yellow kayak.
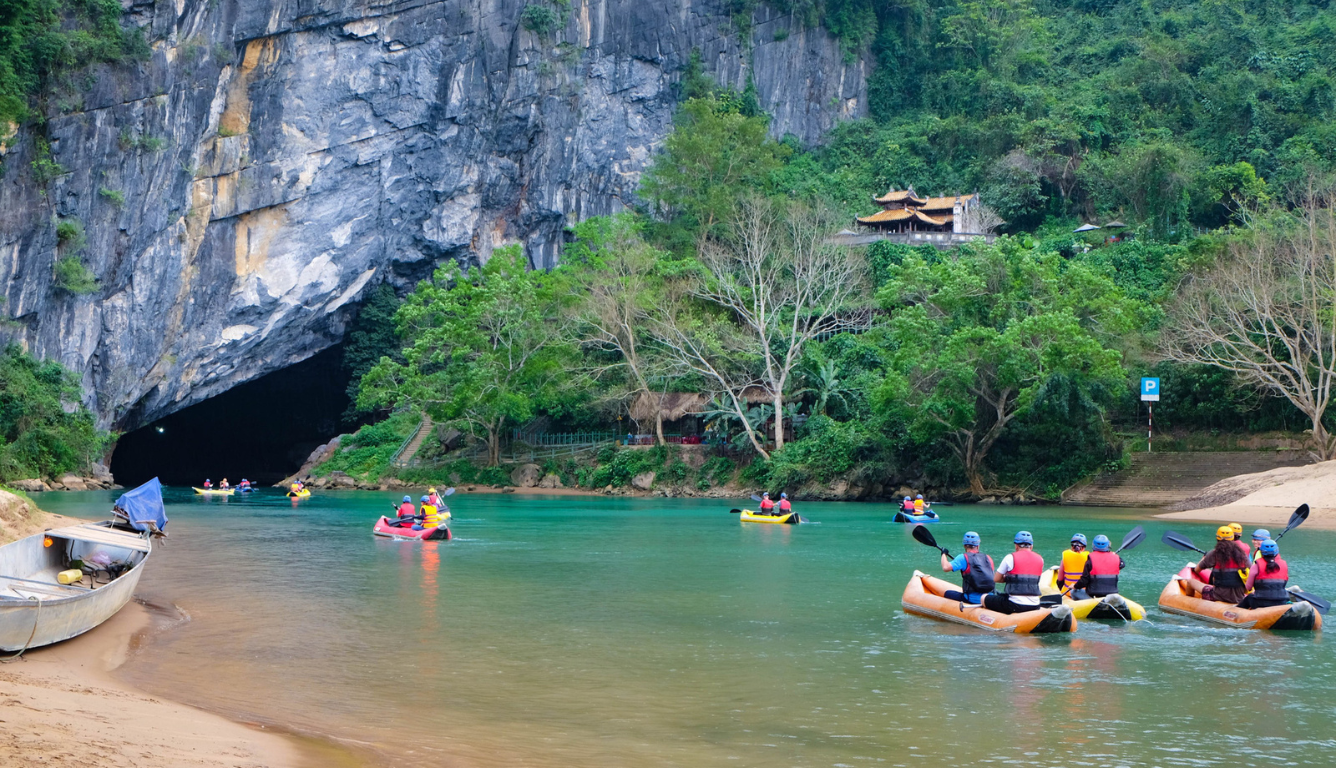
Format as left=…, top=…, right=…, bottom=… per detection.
left=287, top=489, right=311, bottom=498
left=738, top=509, right=801, bottom=525
left=1040, top=566, right=1145, bottom=621
left=193, top=487, right=234, bottom=496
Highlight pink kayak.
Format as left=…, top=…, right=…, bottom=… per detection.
left=373, top=516, right=451, bottom=541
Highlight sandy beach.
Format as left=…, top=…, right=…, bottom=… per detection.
left=1157, top=459, right=1336, bottom=531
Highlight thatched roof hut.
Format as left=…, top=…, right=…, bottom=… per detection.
left=628, top=392, right=710, bottom=423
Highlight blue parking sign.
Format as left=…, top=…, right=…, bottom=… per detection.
left=1140, top=377, right=1160, bottom=402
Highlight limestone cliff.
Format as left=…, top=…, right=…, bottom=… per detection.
left=0, top=0, right=865, bottom=431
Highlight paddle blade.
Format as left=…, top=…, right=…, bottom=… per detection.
left=1276, top=504, right=1309, bottom=540
left=911, top=524, right=940, bottom=550
left=1117, top=526, right=1146, bottom=553
left=1161, top=530, right=1205, bottom=554
left=1289, top=588, right=1331, bottom=615
left=750, top=494, right=763, bottom=502
left=729, top=508, right=743, bottom=514
left=444, top=488, right=456, bottom=497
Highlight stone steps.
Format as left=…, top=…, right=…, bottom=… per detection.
left=1063, top=451, right=1310, bottom=508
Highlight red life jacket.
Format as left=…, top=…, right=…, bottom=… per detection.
left=759, top=498, right=775, bottom=512
left=902, top=500, right=915, bottom=512
left=1252, top=556, right=1289, bottom=602
left=1086, top=551, right=1121, bottom=597
left=397, top=502, right=417, bottom=518
left=1236, top=540, right=1251, bottom=558
left=779, top=499, right=791, bottom=512
left=961, top=552, right=996, bottom=596
left=1004, top=549, right=1044, bottom=596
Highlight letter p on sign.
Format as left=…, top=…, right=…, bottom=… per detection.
left=1140, top=377, right=1160, bottom=402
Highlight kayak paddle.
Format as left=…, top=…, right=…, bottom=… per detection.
left=729, top=508, right=742, bottom=514
left=911, top=524, right=951, bottom=559
left=1275, top=503, right=1309, bottom=540
left=1287, top=587, right=1331, bottom=615
left=1117, top=526, right=1146, bottom=554
left=1161, top=530, right=1207, bottom=554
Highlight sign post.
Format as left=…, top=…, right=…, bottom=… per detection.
left=1140, top=378, right=1161, bottom=453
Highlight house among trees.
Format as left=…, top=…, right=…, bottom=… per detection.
left=844, top=186, right=999, bottom=247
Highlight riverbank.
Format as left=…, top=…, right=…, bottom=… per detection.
left=1157, top=459, right=1336, bottom=531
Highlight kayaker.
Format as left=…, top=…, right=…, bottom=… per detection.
left=1183, top=526, right=1250, bottom=604
left=1239, top=539, right=1291, bottom=609
left=422, top=494, right=450, bottom=528
left=1075, top=534, right=1125, bottom=598
left=914, top=495, right=925, bottom=514
left=901, top=496, right=915, bottom=514
left=1230, top=522, right=1250, bottom=558
left=289, top=481, right=303, bottom=495
left=203, top=479, right=212, bottom=489
left=983, top=531, right=1044, bottom=614
left=239, top=478, right=251, bottom=490
left=393, top=495, right=418, bottom=525
left=1250, top=529, right=1271, bottom=562
left=220, top=478, right=230, bottom=489
left=940, top=531, right=995, bottom=605
left=1055, top=534, right=1089, bottom=596
left=759, top=492, right=777, bottom=516
left=427, top=487, right=443, bottom=507
left=778, top=493, right=792, bottom=516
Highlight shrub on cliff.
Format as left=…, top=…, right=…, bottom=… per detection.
left=0, top=346, right=108, bottom=481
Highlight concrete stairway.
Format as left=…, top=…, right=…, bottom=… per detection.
left=1063, top=451, right=1310, bottom=508
left=389, top=416, right=434, bottom=468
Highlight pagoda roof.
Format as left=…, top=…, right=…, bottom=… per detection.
left=873, top=188, right=926, bottom=205
left=857, top=209, right=949, bottom=226
left=918, top=193, right=977, bottom=212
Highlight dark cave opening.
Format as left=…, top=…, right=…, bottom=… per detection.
left=110, top=348, right=353, bottom=487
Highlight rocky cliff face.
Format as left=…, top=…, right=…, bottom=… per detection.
left=0, top=0, right=865, bottom=431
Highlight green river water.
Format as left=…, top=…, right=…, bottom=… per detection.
left=31, top=490, right=1336, bottom=768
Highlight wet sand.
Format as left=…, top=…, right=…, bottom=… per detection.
left=1157, top=458, right=1336, bottom=530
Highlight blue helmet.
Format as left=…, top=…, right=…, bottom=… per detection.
left=963, top=531, right=981, bottom=547
left=1260, top=539, right=1280, bottom=557
left=904, top=496, right=912, bottom=501
left=1092, top=534, right=1111, bottom=552
left=1252, top=529, right=1271, bottom=541
left=1070, top=533, right=1087, bottom=547
left=781, top=492, right=788, bottom=498
left=420, top=495, right=430, bottom=503
left=1014, top=530, right=1034, bottom=545
left=403, top=495, right=412, bottom=503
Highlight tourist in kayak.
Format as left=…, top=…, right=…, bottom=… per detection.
left=983, top=531, right=1044, bottom=614
left=901, top=496, right=915, bottom=514
left=939, top=531, right=995, bottom=605
left=421, top=494, right=450, bottom=528
left=778, top=493, right=792, bottom=516
left=1183, top=526, right=1250, bottom=604
left=220, top=478, right=230, bottom=490
left=1075, top=534, right=1124, bottom=598
left=289, top=480, right=304, bottom=495
left=1249, top=529, right=1270, bottom=561
left=1239, top=539, right=1290, bottom=609
left=914, top=494, right=925, bottom=514
left=203, top=479, right=212, bottom=489
left=1230, top=522, right=1249, bottom=558
left=427, top=487, right=443, bottom=507
left=758, top=492, right=777, bottom=515
left=239, top=478, right=251, bottom=491
left=1055, top=533, right=1089, bottom=596
left=391, top=495, right=418, bottom=526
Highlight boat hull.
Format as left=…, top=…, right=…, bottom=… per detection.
left=893, top=511, right=939, bottom=524
left=1039, top=566, right=1145, bottom=621
left=0, top=526, right=151, bottom=652
left=1158, top=564, right=1321, bottom=631
left=287, top=489, right=311, bottom=498
left=193, top=487, right=234, bottom=495
left=739, top=510, right=800, bottom=524
left=901, top=570, right=1075, bottom=634
left=373, top=516, right=451, bottom=541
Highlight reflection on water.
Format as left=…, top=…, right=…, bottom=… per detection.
left=33, top=491, right=1336, bottom=767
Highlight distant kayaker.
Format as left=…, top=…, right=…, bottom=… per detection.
left=778, top=493, right=792, bottom=516
left=1056, top=534, right=1089, bottom=595
left=901, top=496, right=915, bottom=514
left=220, top=478, right=230, bottom=489
left=1249, top=528, right=1270, bottom=562
left=239, top=478, right=251, bottom=490
left=983, top=531, right=1044, bottom=614
left=1183, top=526, right=1250, bottom=604
left=914, top=495, right=925, bottom=514
left=940, top=531, right=995, bottom=605
left=759, top=492, right=777, bottom=516
left=1075, top=534, right=1124, bottom=598
left=421, top=494, right=449, bottom=528
left=203, top=479, right=212, bottom=489
left=427, top=487, right=443, bottom=507
left=1239, top=539, right=1290, bottom=609
left=289, top=481, right=303, bottom=495
left=1229, top=522, right=1249, bottom=558
left=394, top=495, right=418, bottom=524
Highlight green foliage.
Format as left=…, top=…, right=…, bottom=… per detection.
left=398, top=461, right=511, bottom=488
left=0, top=0, right=143, bottom=125
left=766, top=415, right=883, bottom=488
left=0, top=346, right=109, bottom=481
left=29, top=139, right=64, bottom=183
left=309, top=410, right=417, bottom=481
left=340, top=283, right=401, bottom=425
left=55, top=217, right=84, bottom=249
left=520, top=4, right=561, bottom=36
left=578, top=445, right=675, bottom=488
left=97, top=186, right=124, bottom=206
left=52, top=256, right=97, bottom=294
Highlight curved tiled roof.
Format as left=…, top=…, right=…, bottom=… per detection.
left=873, top=189, right=927, bottom=205
left=918, top=193, right=977, bottom=211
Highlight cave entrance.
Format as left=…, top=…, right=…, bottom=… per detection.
left=110, top=348, right=353, bottom=487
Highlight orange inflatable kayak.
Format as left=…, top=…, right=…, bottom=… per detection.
left=1158, top=565, right=1321, bottom=631
left=901, top=571, right=1076, bottom=634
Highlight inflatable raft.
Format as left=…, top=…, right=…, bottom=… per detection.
left=193, top=487, right=234, bottom=496
left=287, top=489, right=311, bottom=498
left=893, top=510, right=939, bottom=524
left=1039, top=566, right=1145, bottom=621
left=1158, top=565, right=1321, bottom=631
left=739, top=509, right=802, bottom=525
left=901, top=571, right=1076, bottom=634
left=373, top=516, right=451, bottom=541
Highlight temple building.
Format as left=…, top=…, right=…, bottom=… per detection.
left=850, top=186, right=996, bottom=245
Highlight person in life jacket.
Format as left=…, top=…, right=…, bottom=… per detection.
left=419, top=495, right=449, bottom=529
left=982, top=531, right=1045, bottom=614
left=914, top=495, right=925, bottom=514
left=1055, top=533, right=1089, bottom=596
left=203, top=479, right=212, bottom=489
left=778, top=493, right=792, bottom=516
left=290, top=481, right=304, bottom=496
left=220, top=478, right=230, bottom=489
left=239, top=478, right=251, bottom=489
left=1076, top=534, right=1125, bottom=598
left=1239, top=539, right=1291, bottom=609
left=427, top=487, right=443, bottom=507
left=1183, top=526, right=1251, bottom=603
left=1249, top=529, right=1271, bottom=562
left=759, top=492, right=777, bottom=515
left=1229, top=522, right=1249, bottom=558
left=391, top=495, right=418, bottom=526
left=901, top=496, right=915, bottom=514
left=940, top=531, right=995, bottom=605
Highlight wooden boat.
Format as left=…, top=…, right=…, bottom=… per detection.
left=1039, top=566, right=1145, bottom=621
left=193, top=487, right=234, bottom=495
left=0, top=522, right=155, bottom=652
left=739, top=509, right=802, bottom=525
left=901, top=570, right=1076, bottom=634
left=1158, top=564, right=1321, bottom=631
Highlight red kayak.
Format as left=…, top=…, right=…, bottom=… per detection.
left=373, top=516, right=451, bottom=541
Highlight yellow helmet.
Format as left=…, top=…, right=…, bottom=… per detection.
left=1217, top=525, right=1235, bottom=541
left=1229, top=522, right=1243, bottom=539
left=429, top=487, right=437, bottom=493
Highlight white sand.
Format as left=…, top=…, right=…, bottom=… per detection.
left=1158, top=459, right=1336, bottom=530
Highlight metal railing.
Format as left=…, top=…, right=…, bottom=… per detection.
left=389, top=415, right=431, bottom=468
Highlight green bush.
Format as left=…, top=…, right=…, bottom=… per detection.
left=55, top=218, right=84, bottom=249
left=309, top=411, right=418, bottom=481
left=53, top=256, right=97, bottom=294
left=520, top=5, right=559, bottom=35
left=398, top=461, right=511, bottom=488
left=0, top=346, right=109, bottom=481
left=766, top=416, right=878, bottom=489
left=98, top=187, right=124, bottom=206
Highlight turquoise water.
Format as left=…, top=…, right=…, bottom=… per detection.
left=33, top=490, right=1336, bottom=767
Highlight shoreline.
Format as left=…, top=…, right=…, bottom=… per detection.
left=1156, top=505, right=1336, bottom=531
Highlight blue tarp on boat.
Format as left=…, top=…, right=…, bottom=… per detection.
left=115, top=478, right=168, bottom=532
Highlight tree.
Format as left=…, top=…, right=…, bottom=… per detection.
left=653, top=196, right=870, bottom=458
left=880, top=243, right=1135, bottom=494
left=358, top=247, right=573, bottom=466
left=564, top=215, right=674, bottom=445
left=1160, top=193, right=1336, bottom=460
